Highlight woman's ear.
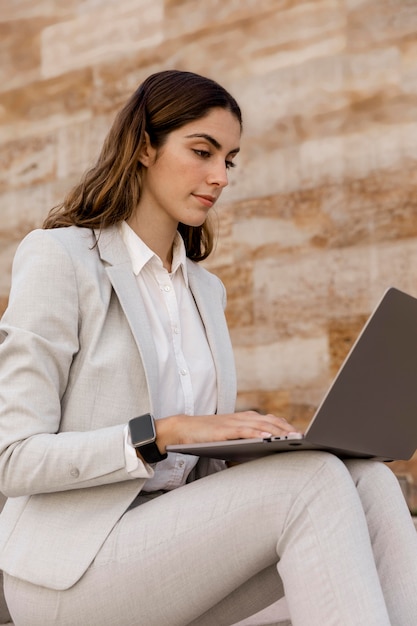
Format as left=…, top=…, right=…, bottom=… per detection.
left=138, top=132, right=157, bottom=167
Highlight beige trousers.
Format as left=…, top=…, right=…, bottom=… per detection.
left=4, top=451, right=417, bottom=626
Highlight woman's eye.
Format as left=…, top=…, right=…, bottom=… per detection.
left=193, top=149, right=211, bottom=159
left=193, top=149, right=236, bottom=170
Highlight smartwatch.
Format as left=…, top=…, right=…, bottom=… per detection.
left=128, top=413, right=168, bottom=464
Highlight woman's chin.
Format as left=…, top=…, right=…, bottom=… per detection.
left=180, top=213, right=209, bottom=228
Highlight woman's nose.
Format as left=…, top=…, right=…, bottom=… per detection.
left=207, top=161, right=229, bottom=188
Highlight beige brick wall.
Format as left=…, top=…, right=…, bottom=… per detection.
left=1, top=0, right=417, bottom=507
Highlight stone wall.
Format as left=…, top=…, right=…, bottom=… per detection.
left=2, top=0, right=417, bottom=508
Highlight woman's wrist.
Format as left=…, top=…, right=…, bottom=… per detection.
left=154, top=415, right=181, bottom=453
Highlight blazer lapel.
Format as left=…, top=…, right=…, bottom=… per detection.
left=187, top=262, right=237, bottom=414
left=94, top=227, right=160, bottom=409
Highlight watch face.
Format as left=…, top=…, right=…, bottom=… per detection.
left=129, top=414, right=156, bottom=446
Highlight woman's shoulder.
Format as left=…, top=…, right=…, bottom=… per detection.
left=15, top=226, right=101, bottom=267
left=11, top=227, right=100, bottom=283
left=21, top=225, right=95, bottom=251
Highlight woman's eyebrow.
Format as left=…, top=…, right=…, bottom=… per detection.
left=184, top=133, right=240, bottom=155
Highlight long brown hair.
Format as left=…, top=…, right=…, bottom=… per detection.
left=43, top=70, right=242, bottom=261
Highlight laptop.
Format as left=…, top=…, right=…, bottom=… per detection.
left=167, top=287, right=417, bottom=463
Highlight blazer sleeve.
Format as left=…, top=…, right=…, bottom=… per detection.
left=0, top=230, right=153, bottom=497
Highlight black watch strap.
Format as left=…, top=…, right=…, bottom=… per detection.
left=136, top=440, right=168, bottom=464
left=128, top=414, right=168, bottom=464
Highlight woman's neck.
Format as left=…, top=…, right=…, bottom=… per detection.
left=126, top=212, right=176, bottom=272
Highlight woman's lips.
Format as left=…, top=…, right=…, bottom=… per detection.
left=192, top=194, right=216, bottom=208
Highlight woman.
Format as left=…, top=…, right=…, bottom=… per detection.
left=0, top=70, right=416, bottom=626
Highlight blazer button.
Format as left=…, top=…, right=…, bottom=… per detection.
left=70, top=467, right=80, bottom=478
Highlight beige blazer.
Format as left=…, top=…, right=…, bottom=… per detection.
left=0, top=226, right=236, bottom=590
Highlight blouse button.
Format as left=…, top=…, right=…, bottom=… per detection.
left=70, top=467, right=80, bottom=478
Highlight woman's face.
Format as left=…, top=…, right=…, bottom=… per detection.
left=136, top=107, right=241, bottom=230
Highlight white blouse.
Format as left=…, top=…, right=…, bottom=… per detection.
left=120, top=221, right=217, bottom=491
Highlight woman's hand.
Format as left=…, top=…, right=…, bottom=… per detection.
left=155, top=411, right=301, bottom=454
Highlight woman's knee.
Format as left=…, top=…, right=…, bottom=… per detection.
left=344, top=458, right=403, bottom=500
left=311, top=456, right=407, bottom=516
left=251, top=450, right=356, bottom=496
left=284, top=450, right=352, bottom=478
left=239, top=449, right=345, bottom=477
